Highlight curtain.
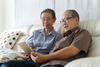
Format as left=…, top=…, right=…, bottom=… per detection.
left=1, top=0, right=100, bottom=33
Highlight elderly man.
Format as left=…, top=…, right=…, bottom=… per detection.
left=30, top=10, right=92, bottom=67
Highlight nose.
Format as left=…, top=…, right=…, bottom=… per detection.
left=43, top=21, right=49, bottom=26
left=63, top=22, right=66, bottom=25
left=45, top=22, right=49, bottom=26
left=63, top=21, right=67, bottom=24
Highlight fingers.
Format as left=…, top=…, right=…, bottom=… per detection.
left=21, top=52, right=30, bottom=56
left=30, top=54, right=37, bottom=62
left=31, top=52, right=38, bottom=57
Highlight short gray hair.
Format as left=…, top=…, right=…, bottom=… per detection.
left=66, top=10, right=79, bottom=21
left=40, top=8, right=56, bottom=19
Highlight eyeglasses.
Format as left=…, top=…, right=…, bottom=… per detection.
left=60, top=16, right=74, bottom=23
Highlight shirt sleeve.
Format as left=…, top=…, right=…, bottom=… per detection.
left=71, top=30, right=92, bottom=53
left=49, top=33, right=62, bottom=53
left=55, top=34, right=63, bottom=43
left=25, top=32, right=35, bottom=47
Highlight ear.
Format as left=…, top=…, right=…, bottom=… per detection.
left=74, top=17, right=78, bottom=22
left=53, top=18, right=56, bottom=23
left=74, top=17, right=78, bottom=23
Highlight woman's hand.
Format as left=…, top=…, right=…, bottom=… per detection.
left=30, top=52, right=49, bottom=64
left=21, top=52, right=31, bottom=60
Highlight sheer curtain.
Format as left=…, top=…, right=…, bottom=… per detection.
left=15, top=0, right=100, bottom=27
left=1, top=0, right=100, bottom=33
left=55, top=0, right=100, bottom=22
left=0, top=0, right=4, bottom=33
left=0, top=0, right=15, bottom=33
left=15, top=0, right=54, bottom=27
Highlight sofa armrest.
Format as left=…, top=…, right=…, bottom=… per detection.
left=64, top=57, right=100, bottom=67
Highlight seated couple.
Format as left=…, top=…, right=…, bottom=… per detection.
left=1, top=8, right=92, bottom=67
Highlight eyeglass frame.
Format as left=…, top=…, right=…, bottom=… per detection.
left=60, top=16, right=74, bottom=23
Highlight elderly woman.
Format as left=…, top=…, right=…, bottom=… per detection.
left=25, top=8, right=61, bottom=54
left=1, top=8, right=61, bottom=67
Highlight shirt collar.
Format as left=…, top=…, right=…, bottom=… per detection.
left=39, top=28, right=56, bottom=36
left=70, top=26, right=80, bottom=34
left=63, top=26, right=80, bottom=37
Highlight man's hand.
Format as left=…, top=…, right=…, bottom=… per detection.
left=30, top=52, right=49, bottom=64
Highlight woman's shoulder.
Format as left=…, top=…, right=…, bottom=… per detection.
left=32, top=29, right=43, bottom=33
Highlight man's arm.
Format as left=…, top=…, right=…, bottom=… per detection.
left=47, top=45, right=80, bottom=60
left=31, top=45, right=80, bottom=64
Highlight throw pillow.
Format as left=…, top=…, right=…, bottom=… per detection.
left=0, top=31, right=21, bottom=49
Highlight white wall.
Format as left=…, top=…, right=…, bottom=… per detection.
left=15, top=0, right=100, bottom=28
left=15, top=0, right=54, bottom=27
left=0, top=0, right=15, bottom=33
left=1, top=0, right=100, bottom=32
left=55, top=0, right=100, bottom=22
left=3, top=0, right=15, bottom=29
left=0, top=0, right=4, bottom=33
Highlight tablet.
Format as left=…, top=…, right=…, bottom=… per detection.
left=18, top=42, right=32, bottom=53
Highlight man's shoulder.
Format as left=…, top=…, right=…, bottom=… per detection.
left=81, top=28, right=90, bottom=33
left=77, top=27, right=91, bottom=38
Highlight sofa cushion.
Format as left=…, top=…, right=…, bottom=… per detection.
left=88, top=36, right=100, bottom=57
left=9, top=24, right=33, bottom=35
left=0, top=48, right=26, bottom=63
left=79, top=19, right=100, bottom=36
left=0, top=31, right=22, bottom=49
left=28, top=24, right=42, bottom=35
left=65, top=57, right=100, bottom=67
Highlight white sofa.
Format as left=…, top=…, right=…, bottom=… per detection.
left=9, top=19, right=100, bottom=67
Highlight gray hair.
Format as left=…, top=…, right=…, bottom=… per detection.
left=40, top=8, right=56, bottom=19
left=66, top=10, right=79, bottom=21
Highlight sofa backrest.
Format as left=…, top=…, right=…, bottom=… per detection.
left=80, top=20, right=100, bottom=57
left=79, top=20, right=100, bottom=36
left=79, top=20, right=100, bottom=57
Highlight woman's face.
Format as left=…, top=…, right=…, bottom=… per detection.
left=41, top=12, right=56, bottom=29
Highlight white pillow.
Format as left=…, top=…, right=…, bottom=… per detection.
left=0, top=31, right=22, bottom=49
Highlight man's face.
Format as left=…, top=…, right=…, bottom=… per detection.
left=61, top=11, right=78, bottom=31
